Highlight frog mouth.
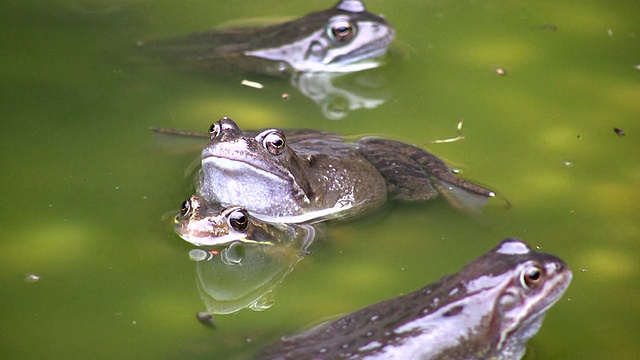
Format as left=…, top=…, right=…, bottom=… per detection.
left=202, top=154, right=291, bottom=182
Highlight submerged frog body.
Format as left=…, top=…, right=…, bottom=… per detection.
left=257, top=238, right=572, bottom=360
left=174, top=195, right=308, bottom=247
left=139, top=0, right=395, bottom=76
left=196, top=117, right=495, bottom=223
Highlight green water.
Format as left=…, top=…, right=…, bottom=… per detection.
left=1, top=0, right=638, bottom=359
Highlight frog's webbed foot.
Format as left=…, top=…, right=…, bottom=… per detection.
left=430, top=177, right=490, bottom=214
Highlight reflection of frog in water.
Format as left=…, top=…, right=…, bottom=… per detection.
left=138, top=0, right=395, bottom=76
left=189, top=236, right=314, bottom=315
left=258, top=238, right=573, bottom=360
left=196, top=117, right=496, bottom=223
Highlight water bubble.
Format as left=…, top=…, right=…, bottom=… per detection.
left=188, top=249, right=211, bottom=262
left=250, top=293, right=275, bottom=311
left=220, top=242, right=245, bottom=265
left=562, top=160, right=573, bottom=167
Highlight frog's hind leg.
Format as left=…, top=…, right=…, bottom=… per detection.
left=357, top=140, right=439, bottom=201
left=393, top=140, right=495, bottom=199
left=358, top=138, right=496, bottom=210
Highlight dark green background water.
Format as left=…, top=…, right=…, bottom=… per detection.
left=1, top=0, right=638, bottom=359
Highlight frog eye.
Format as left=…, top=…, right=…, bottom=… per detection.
left=328, top=19, right=357, bottom=44
left=179, top=199, right=191, bottom=217
left=209, top=122, right=221, bottom=139
left=262, top=130, right=286, bottom=156
left=520, top=265, right=544, bottom=290
left=228, top=208, right=249, bottom=232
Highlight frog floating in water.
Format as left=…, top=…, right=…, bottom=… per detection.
left=196, top=117, right=496, bottom=223
left=175, top=195, right=314, bottom=247
left=257, top=238, right=572, bottom=360
left=139, top=0, right=395, bottom=76
left=175, top=195, right=316, bottom=314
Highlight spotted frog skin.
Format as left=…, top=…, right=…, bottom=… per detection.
left=138, top=0, right=395, bottom=76
left=257, top=238, right=572, bottom=360
left=196, top=116, right=495, bottom=223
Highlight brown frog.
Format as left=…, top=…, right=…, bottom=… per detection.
left=196, top=117, right=495, bottom=223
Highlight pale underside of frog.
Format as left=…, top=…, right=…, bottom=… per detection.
left=138, top=0, right=395, bottom=76
left=196, top=116, right=496, bottom=223
left=257, top=238, right=573, bottom=360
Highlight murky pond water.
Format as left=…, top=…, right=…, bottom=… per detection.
left=1, top=1, right=638, bottom=359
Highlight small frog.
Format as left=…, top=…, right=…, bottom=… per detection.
left=139, top=0, right=395, bottom=76
left=176, top=195, right=316, bottom=315
left=174, top=195, right=309, bottom=247
left=196, top=117, right=495, bottom=223
left=257, top=238, right=572, bottom=360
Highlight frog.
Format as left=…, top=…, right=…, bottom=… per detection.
left=175, top=195, right=317, bottom=314
left=138, top=0, right=395, bottom=76
left=257, top=237, right=572, bottom=360
left=196, top=116, right=496, bottom=223
left=174, top=195, right=313, bottom=247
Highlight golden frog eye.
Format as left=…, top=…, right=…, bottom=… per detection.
left=209, top=122, right=221, bottom=139
left=521, top=265, right=544, bottom=290
left=262, top=130, right=286, bottom=156
left=329, top=19, right=356, bottom=44
left=228, top=208, right=249, bottom=232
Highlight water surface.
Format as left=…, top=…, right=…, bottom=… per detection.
left=1, top=1, right=639, bottom=359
